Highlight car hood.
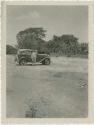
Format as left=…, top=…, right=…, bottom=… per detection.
left=38, top=54, right=49, bottom=57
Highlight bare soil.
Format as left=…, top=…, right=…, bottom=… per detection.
left=6, top=55, right=88, bottom=118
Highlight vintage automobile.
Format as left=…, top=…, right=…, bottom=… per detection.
left=15, top=49, right=51, bottom=65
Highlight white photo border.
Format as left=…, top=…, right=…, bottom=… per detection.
left=1, top=1, right=94, bottom=124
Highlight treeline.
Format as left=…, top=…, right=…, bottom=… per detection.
left=6, top=44, right=17, bottom=54
left=6, top=27, right=88, bottom=57
left=47, top=35, right=88, bottom=57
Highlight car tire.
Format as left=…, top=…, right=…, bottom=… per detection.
left=19, top=59, right=27, bottom=65
left=42, top=58, right=50, bottom=65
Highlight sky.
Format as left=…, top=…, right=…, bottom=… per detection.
left=6, top=5, right=88, bottom=46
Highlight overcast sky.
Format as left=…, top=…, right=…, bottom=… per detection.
left=6, top=5, right=88, bottom=46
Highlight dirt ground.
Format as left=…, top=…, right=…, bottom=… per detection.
left=6, top=55, right=88, bottom=118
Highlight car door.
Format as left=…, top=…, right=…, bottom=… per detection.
left=25, top=50, right=32, bottom=62
left=36, top=54, right=46, bottom=62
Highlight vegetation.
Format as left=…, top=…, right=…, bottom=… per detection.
left=6, top=44, right=17, bottom=54
left=6, top=27, right=88, bottom=57
left=46, top=35, right=88, bottom=57
left=16, top=28, right=46, bottom=49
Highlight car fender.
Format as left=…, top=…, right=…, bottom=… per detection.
left=19, top=57, right=26, bottom=62
left=38, top=57, right=50, bottom=63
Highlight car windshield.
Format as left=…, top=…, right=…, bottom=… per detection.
left=18, top=50, right=31, bottom=55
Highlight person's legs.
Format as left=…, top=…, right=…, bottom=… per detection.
left=33, top=56, right=36, bottom=63
left=32, top=56, right=36, bottom=64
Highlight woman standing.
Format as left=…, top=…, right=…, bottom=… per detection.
left=31, top=50, right=37, bottom=64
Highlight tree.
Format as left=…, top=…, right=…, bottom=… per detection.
left=79, top=43, right=88, bottom=55
left=16, top=27, right=88, bottom=57
left=47, top=34, right=79, bottom=56
left=16, top=28, right=46, bottom=50
left=6, top=44, right=17, bottom=54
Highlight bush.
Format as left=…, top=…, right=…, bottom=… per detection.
left=6, top=45, right=17, bottom=54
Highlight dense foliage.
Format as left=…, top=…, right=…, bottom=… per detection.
left=6, top=45, right=17, bottom=54
left=46, top=35, right=88, bottom=56
left=7, top=27, right=88, bottom=57
left=16, top=28, right=46, bottom=48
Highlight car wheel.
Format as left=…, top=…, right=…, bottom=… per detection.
left=43, top=58, right=50, bottom=65
left=19, top=59, right=27, bottom=65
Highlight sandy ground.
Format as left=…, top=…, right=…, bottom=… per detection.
left=6, top=55, right=88, bottom=118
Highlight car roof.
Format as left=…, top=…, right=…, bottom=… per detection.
left=18, top=49, right=34, bottom=52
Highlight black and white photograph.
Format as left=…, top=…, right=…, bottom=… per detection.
left=6, top=5, right=88, bottom=118
left=2, top=2, right=94, bottom=123
left=6, top=4, right=88, bottom=118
